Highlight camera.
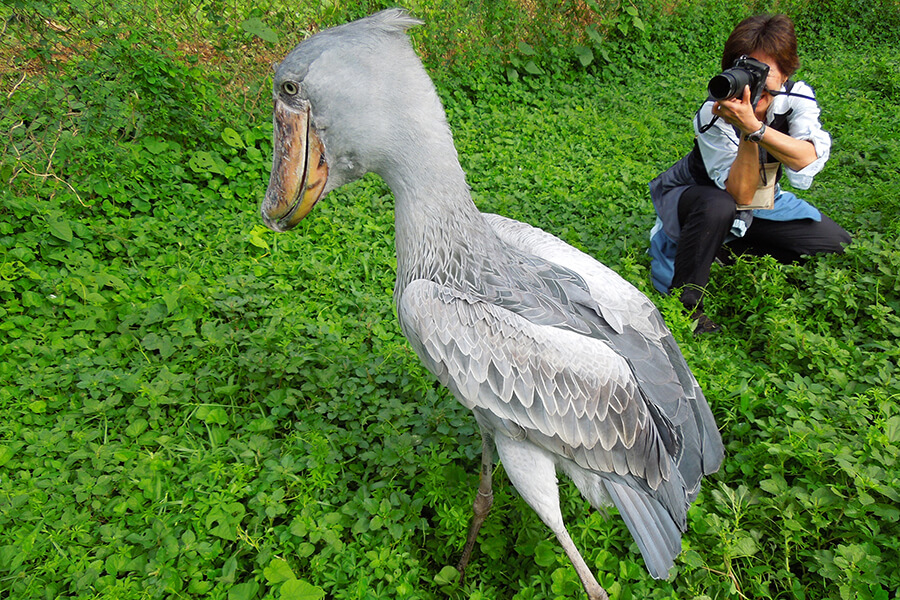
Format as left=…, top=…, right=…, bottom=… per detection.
left=708, top=55, right=770, bottom=107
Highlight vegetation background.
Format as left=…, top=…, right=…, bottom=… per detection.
left=1, top=0, right=899, bottom=599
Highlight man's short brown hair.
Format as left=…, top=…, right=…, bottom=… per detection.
left=722, top=14, right=800, bottom=79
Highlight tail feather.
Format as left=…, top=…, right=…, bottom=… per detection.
left=603, top=479, right=683, bottom=579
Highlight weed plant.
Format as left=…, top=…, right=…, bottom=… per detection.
left=1, top=1, right=899, bottom=599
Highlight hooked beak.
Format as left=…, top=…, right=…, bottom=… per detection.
left=261, top=98, right=328, bottom=232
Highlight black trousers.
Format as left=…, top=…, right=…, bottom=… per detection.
left=671, top=185, right=852, bottom=311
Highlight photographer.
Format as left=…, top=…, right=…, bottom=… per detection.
left=648, top=14, right=851, bottom=333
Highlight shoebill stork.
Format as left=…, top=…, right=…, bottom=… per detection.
left=260, top=9, right=723, bottom=599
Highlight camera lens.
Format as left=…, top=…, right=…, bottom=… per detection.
left=708, top=68, right=751, bottom=101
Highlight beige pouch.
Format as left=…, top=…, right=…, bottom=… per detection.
left=737, top=162, right=779, bottom=210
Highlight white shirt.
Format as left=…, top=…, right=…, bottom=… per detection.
left=693, top=80, right=831, bottom=191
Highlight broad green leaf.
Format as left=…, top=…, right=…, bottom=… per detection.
left=228, top=581, right=259, bottom=600
left=289, top=516, right=307, bottom=537
left=759, top=476, right=786, bottom=495
left=680, top=549, right=706, bottom=568
left=838, top=543, right=866, bottom=564
left=516, top=41, right=536, bottom=55
left=731, top=534, right=758, bottom=558
left=524, top=60, right=542, bottom=75
left=0, top=545, right=25, bottom=572
left=97, top=272, right=127, bottom=290
left=188, top=151, right=225, bottom=174
left=197, top=406, right=229, bottom=425
left=264, top=558, right=295, bottom=584
left=296, top=542, right=315, bottom=558
left=162, top=289, right=181, bottom=313
left=105, top=554, right=128, bottom=575
left=142, top=303, right=169, bottom=326
left=0, top=443, right=22, bottom=467
left=48, top=218, right=73, bottom=242
left=873, top=587, right=890, bottom=600
left=249, top=417, right=275, bottom=432
left=810, top=486, right=839, bottom=505
left=433, top=565, right=460, bottom=586
left=142, top=332, right=177, bottom=358
left=533, top=540, right=558, bottom=567
left=220, top=555, right=238, bottom=584
left=575, top=45, right=594, bottom=67
left=885, top=415, right=900, bottom=443
left=248, top=234, right=269, bottom=249
left=207, top=502, right=246, bottom=541
left=222, top=127, right=245, bottom=149
left=213, top=383, right=240, bottom=396
left=21, top=290, right=42, bottom=307
left=125, top=418, right=148, bottom=438
left=322, top=512, right=342, bottom=526
left=143, top=138, right=169, bottom=154
left=586, top=25, right=603, bottom=45
left=93, top=180, right=114, bottom=197
left=247, top=226, right=271, bottom=249
left=241, top=17, right=279, bottom=43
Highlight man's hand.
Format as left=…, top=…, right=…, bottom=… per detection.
left=713, top=85, right=772, bottom=137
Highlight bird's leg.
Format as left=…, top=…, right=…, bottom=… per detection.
left=553, top=527, right=609, bottom=600
left=491, top=435, right=609, bottom=600
left=456, top=433, right=494, bottom=579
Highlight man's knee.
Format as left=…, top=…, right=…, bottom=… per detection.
left=681, top=186, right=737, bottom=227
left=806, top=216, right=852, bottom=255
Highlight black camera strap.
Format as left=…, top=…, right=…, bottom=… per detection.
left=767, top=88, right=817, bottom=102
left=696, top=110, right=721, bottom=135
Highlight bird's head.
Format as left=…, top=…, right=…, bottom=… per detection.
left=261, top=9, right=429, bottom=232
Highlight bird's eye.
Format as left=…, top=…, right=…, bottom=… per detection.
left=281, top=81, right=299, bottom=96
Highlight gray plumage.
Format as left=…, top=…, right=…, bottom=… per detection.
left=261, top=9, right=723, bottom=598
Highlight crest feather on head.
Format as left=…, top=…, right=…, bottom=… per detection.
left=367, top=8, right=424, bottom=33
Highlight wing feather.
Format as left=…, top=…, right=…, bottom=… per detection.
left=399, top=279, right=674, bottom=491
left=483, top=213, right=656, bottom=337
left=483, top=213, right=724, bottom=496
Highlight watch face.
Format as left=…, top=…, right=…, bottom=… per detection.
left=747, top=124, right=766, bottom=142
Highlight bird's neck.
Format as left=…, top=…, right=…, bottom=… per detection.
left=386, top=132, right=496, bottom=302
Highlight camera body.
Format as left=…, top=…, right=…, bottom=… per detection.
left=708, top=55, right=770, bottom=107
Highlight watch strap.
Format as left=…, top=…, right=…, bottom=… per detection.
left=744, top=122, right=767, bottom=142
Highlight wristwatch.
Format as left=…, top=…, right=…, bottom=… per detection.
left=744, top=122, right=767, bottom=143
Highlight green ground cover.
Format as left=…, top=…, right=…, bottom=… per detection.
left=1, top=1, right=899, bottom=598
